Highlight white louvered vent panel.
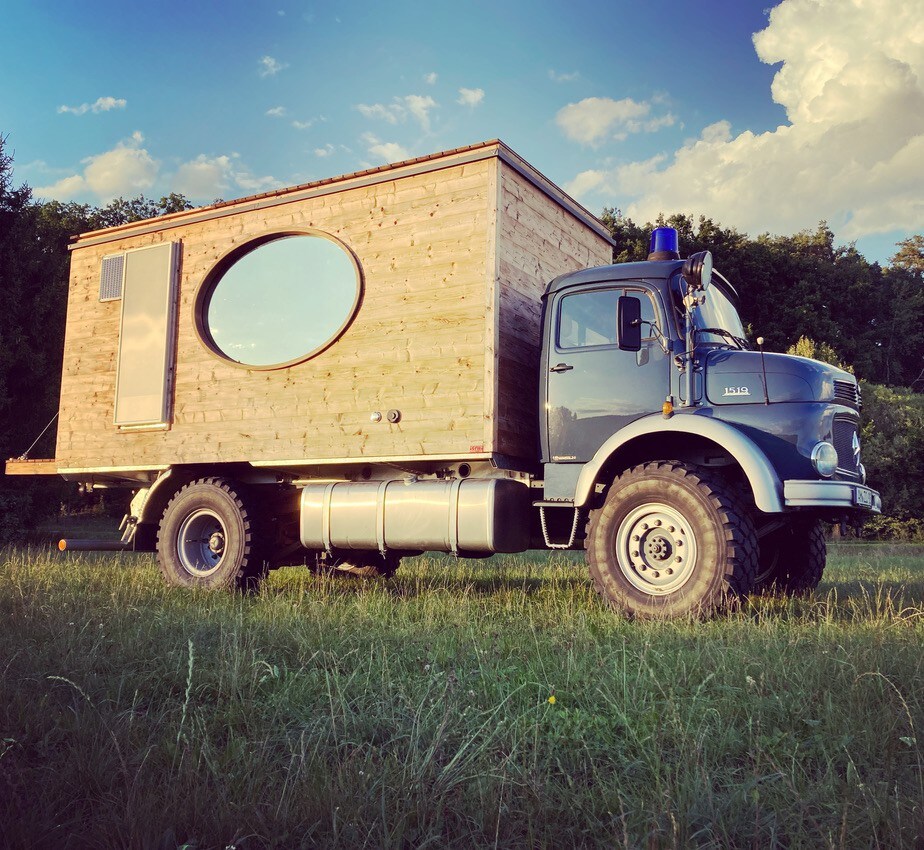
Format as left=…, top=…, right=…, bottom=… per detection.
left=99, top=254, right=125, bottom=301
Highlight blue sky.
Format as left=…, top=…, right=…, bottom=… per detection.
left=2, top=0, right=921, bottom=263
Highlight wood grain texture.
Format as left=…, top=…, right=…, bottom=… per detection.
left=491, top=166, right=613, bottom=460
left=55, top=148, right=613, bottom=475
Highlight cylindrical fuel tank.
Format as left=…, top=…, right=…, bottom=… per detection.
left=299, top=477, right=531, bottom=555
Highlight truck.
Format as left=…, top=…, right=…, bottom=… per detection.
left=6, top=140, right=881, bottom=618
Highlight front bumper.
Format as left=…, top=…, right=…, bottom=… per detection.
left=783, top=480, right=882, bottom=512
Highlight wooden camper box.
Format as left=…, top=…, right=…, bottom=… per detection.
left=52, top=140, right=614, bottom=482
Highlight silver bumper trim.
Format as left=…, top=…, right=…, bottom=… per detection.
left=783, top=480, right=882, bottom=512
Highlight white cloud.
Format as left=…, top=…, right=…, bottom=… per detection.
left=571, top=0, right=924, bottom=240
left=266, top=106, right=287, bottom=117
left=35, top=132, right=157, bottom=200
left=258, top=56, right=287, bottom=77
left=57, top=96, right=126, bottom=116
left=32, top=134, right=281, bottom=204
left=548, top=69, right=580, bottom=83
left=357, top=103, right=401, bottom=123
left=361, top=133, right=410, bottom=163
left=404, top=95, right=437, bottom=130
left=424, top=72, right=438, bottom=85
left=565, top=169, right=607, bottom=197
left=172, top=154, right=280, bottom=200
left=291, top=119, right=314, bottom=130
left=355, top=94, right=437, bottom=131
left=556, top=97, right=674, bottom=145
left=173, top=155, right=234, bottom=197
left=314, top=144, right=335, bottom=157
left=457, top=87, right=484, bottom=107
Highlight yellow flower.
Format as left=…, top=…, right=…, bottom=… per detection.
left=547, top=695, right=556, bottom=705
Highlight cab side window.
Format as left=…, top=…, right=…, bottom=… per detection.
left=558, top=290, right=618, bottom=349
left=557, top=287, right=658, bottom=350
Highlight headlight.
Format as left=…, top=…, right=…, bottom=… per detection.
left=811, top=441, right=838, bottom=478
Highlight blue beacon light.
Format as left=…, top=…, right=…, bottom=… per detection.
left=648, top=227, right=681, bottom=261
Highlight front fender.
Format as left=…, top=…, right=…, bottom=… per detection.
left=573, top=411, right=784, bottom=512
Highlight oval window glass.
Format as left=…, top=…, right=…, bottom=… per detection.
left=203, top=234, right=361, bottom=368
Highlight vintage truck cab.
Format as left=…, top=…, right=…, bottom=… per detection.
left=537, top=226, right=880, bottom=616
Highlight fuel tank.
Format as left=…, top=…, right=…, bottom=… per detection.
left=299, top=477, right=532, bottom=555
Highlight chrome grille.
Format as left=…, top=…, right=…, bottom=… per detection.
left=833, top=415, right=861, bottom=477
left=834, top=379, right=861, bottom=409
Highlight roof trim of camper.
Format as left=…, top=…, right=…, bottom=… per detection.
left=68, top=140, right=617, bottom=250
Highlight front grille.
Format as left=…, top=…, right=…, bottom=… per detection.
left=834, top=379, right=861, bottom=410
left=832, top=415, right=861, bottom=478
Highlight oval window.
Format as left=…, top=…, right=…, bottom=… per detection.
left=199, top=233, right=362, bottom=368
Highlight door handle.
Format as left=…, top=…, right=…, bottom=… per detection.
left=549, top=363, right=573, bottom=373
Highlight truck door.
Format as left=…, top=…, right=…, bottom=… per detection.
left=546, top=285, right=668, bottom=462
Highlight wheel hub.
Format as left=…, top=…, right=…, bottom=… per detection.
left=615, top=503, right=698, bottom=595
left=176, top=509, right=227, bottom=577
left=208, top=531, right=225, bottom=555
left=644, top=532, right=673, bottom=561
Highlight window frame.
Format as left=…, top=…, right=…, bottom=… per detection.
left=554, top=284, right=661, bottom=354
left=194, top=229, right=364, bottom=371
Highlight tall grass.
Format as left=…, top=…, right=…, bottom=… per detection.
left=1, top=544, right=922, bottom=848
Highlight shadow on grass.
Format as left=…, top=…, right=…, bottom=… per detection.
left=263, top=569, right=590, bottom=601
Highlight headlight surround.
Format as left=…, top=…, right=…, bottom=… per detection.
left=811, top=441, right=839, bottom=478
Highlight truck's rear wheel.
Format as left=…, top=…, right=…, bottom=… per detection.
left=157, top=477, right=266, bottom=591
left=586, top=462, right=757, bottom=618
left=754, top=518, right=826, bottom=595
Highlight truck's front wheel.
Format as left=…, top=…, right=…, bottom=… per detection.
left=157, top=477, right=266, bottom=591
left=587, top=462, right=757, bottom=618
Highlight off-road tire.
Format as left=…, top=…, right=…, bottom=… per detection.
left=157, top=477, right=266, bottom=592
left=754, top=518, right=826, bottom=595
left=586, top=462, right=757, bottom=618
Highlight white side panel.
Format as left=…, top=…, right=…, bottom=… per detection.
left=113, top=242, right=179, bottom=427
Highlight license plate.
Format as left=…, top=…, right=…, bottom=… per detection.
left=854, top=488, right=873, bottom=507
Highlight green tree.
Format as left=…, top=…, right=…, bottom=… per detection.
left=786, top=336, right=854, bottom=373
left=859, top=383, right=924, bottom=534
left=0, top=135, right=198, bottom=541
left=0, top=136, right=74, bottom=539
left=890, top=235, right=924, bottom=272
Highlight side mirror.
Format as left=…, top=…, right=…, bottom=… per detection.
left=682, top=250, right=713, bottom=292
left=617, top=295, right=642, bottom=352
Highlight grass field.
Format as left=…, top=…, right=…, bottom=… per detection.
left=1, top=543, right=922, bottom=849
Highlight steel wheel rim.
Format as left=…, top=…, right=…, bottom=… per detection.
left=614, top=503, right=698, bottom=595
left=177, top=509, right=226, bottom=577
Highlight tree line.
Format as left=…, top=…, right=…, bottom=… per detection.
left=1, top=136, right=921, bottom=540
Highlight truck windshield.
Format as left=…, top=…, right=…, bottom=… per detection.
left=691, top=278, right=748, bottom=349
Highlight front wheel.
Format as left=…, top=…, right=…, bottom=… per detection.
left=586, top=462, right=757, bottom=618
left=157, top=477, right=266, bottom=591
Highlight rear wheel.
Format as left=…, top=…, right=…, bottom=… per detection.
left=586, top=462, right=757, bottom=618
left=754, top=518, right=826, bottom=595
left=157, top=477, right=266, bottom=591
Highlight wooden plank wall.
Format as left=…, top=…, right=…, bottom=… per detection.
left=56, top=159, right=495, bottom=470
left=492, top=164, right=614, bottom=461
